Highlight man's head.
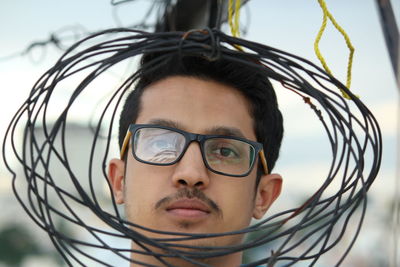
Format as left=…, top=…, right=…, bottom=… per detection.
left=108, top=52, right=283, bottom=265
left=118, top=53, right=283, bottom=175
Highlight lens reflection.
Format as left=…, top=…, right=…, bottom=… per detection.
left=134, top=128, right=186, bottom=163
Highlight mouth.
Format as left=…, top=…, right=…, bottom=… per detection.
left=165, top=198, right=211, bottom=219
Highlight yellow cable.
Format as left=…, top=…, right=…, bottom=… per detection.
left=228, top=0, right=235, bottom=36
left=228, top=0, right=243, bottom=51
left=234, top=0, right=241, bottom=36
left=314, top=0, right=355, bottom=99
left=228, top=0, right=241, bottom=37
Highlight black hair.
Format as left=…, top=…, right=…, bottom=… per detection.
left=118, top=51, right=283, bottom=181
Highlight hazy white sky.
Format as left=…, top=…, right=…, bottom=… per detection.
left=2, top=0, right=397, bottom=190
left=0, top=0, right=399, bottom=265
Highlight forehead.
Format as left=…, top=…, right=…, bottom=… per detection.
left=135, top=76, right=256, bottom=140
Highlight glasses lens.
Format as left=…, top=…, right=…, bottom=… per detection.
left=133, top=127, right=186, bottom=164
left=204, top=138, right=256, bottom=176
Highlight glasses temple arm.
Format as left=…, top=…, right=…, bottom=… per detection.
left=120, top=131, right=132, bottom=160
left=259, top=150, right=269, bottom=174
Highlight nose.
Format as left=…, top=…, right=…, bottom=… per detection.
left=171, top=142, right=210, bottom=189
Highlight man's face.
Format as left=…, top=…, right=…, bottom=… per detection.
left=108, top=76, right=281, bottom=249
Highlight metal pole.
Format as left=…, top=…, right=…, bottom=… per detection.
left=375, top=1, right=400, bottom=267
left=375, top=0, right=399, bottom=88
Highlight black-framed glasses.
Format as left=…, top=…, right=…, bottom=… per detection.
left=120, top=124, right=269, bottom=177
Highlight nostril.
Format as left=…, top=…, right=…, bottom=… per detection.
left=176, top=179, right=204, bottom=188
left=178, top=179, right=187, bottom=186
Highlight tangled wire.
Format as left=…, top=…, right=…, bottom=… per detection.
left=2, top=28, right=382, bottom=266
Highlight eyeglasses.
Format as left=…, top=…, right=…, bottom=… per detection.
left=120, top=124, right=269, bottom=177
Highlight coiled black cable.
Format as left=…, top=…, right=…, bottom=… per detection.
left=2, top=28, right=382, bottom=266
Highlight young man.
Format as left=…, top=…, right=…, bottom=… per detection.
left=108, top=52, right=284, bottom=266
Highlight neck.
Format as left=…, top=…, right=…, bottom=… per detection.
left=129, top=250, right=243, bottom=267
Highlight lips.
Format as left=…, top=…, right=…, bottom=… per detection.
left=166, top=198, right=211, bottom=218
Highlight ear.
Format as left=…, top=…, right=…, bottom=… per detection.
left=253, top=173, right=282, bottom=219
left=107, top=158, right=125, bottom=204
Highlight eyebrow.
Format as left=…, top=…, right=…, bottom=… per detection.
left=147, top=118, right=183, bottom=129
left=204, top=126, right=246, bottom=138
left=146, top=118, right=246, bottom=138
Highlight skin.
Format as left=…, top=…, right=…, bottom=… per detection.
left=108, top=76, right=282, bottom=266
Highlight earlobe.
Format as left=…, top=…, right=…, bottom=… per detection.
left=107, top=158, right=125, bottom=204
left=253, top=173, right=282, bottom=219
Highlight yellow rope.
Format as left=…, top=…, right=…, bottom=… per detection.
left=314, top=0, right=355, bottom=99
left=234, top=0, right=241, bottom=36
left=228, top=0, right=244, bottom=51
left=228, top=0, right=241, bottom=37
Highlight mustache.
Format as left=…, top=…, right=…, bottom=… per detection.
left=155, top=188, right=222, bottom=216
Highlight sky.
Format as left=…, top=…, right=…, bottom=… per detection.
left=0, top=0, right=399, bottom=266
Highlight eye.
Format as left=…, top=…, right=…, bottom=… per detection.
left=215, top=147, right=238, bottom=158
left=208, top=143, right=240, bottom=159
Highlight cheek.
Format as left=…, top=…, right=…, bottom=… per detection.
left=123, top=161, right=171, bottom=221
left=216, top=179, right=256, bottom=226
left=125, top=156, right=170, bottom=189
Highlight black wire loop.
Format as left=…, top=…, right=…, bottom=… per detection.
left=2, top=28, right=382, bottom=267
